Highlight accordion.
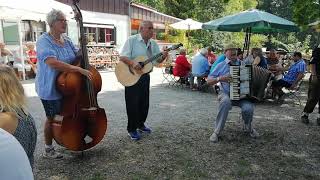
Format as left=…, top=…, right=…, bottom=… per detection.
left=230, top=65, right=271, bottom=101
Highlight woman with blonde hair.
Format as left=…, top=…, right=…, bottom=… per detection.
left=0, top=65, right=37, bottom=167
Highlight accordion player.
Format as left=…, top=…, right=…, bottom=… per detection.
left=230, top=65, right=272, bottom=101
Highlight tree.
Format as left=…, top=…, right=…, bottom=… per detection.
left=292, top=0, right=320, bottom=27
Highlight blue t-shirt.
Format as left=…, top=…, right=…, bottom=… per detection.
left=191, top=53, right=209, bottom=76
left=210, top=54, right=226, bottom=74
left=35, top=33, right=78, bottom=100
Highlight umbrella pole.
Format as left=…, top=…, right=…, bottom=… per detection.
left=187, top=25, right=190, bottom=54
left=243, top=28, right=249, bottom=56
left=247, top=27, right=252, bottom=55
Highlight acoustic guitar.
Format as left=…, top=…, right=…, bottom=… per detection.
left=115, top=43, right=183, bottom=87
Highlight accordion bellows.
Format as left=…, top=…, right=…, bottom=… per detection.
left=230, top=65, right=271, bottom=101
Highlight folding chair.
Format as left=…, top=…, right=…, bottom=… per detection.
left=281, top=79, right=304, bottom=106
left=162, top=66, right=175, bottom=85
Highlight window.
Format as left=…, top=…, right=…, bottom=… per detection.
left=84, top=24, right=116, bottom=45
left=84, top=27, right=96, bottom=44
left=20, top=20, right=45, bottom=42
left=2, top=21, right=19, bottom=45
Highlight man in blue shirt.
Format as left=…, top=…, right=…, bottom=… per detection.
left=271, top=52, right=306, bottom=99
left=190, top=48, right=210, bottom=89
left=206, top=45, right=259, bottom=143
left=120, top=21, right=168, bottom=141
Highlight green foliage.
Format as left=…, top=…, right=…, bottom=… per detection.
left=271, top=33, right=312, bottom=54
left=135, top=0, right=317, bottom=54
left=292, top=0, right=320, bottom=27
left=156, top=32, right=166, bottom=40
left=257, top=0, right=294, bottom=20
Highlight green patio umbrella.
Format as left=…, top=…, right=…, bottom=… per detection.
left=202, top=9, right=299, bottom=53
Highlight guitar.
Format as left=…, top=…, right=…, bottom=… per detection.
left=115, top=43, right=183, bottom=87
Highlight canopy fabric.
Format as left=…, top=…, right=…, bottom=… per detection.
left=202, top=9, right=299, bottom=33
left=170, top=18, right=202, bottom=30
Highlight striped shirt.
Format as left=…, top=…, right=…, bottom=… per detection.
left=283, top=59, right=306, bottom=84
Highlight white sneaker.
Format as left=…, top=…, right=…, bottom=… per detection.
left=249, top=128, right=259, bottom=138
left=209, top=132, right=219, bottom=143
left=43, top=147, right=63, bottom=159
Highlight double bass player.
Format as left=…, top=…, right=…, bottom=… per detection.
left=36, top=9, right=92, bottom=159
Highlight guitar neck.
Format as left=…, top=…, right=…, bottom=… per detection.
left=143, top=53, right=163, bottom=65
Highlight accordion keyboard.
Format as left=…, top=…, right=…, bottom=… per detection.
left=230, top=66, right=241, bottom=100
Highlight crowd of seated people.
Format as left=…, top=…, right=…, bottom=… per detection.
left=167, top=44, right=307, bottom=104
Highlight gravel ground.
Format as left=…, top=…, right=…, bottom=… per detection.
left=23, top=68, right=320, bottom=180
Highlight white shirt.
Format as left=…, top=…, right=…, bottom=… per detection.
left=0, top=128, right=34, bottom=180
left=120, top=33, right=161, bottom=65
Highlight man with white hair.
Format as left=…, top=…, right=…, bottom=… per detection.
left=206, top=43, right=259, bottom=143
left=120, top=20, right=168, bottom=141
left=190, top=48, right=210, bottom=90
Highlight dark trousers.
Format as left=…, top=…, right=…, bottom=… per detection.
left=303, top=76, right=320, bottom=114
left=125, top=74, right=150, bottom=132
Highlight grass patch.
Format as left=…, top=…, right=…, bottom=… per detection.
left=234, top=159, right=251, bottom=178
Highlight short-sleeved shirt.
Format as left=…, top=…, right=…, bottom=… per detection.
left=209, top=58, right=241, bottom=95
left=120, top=34, right=161, bottom=64
left=191, top=53, right=209, bottom=76
left=35, top=33, right=78, bottom=100
left=173, top=55, right=191, bottom=77
left=282, top=59, right=306, bottom=84
left=0, top=128, right=34, bottom=180
left=310, top=47, right=320, bottom=78
left=210, top=54, right=226, bottom=73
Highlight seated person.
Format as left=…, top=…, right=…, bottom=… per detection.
left=267, top=49, right=283, bottom=80
left=271, top=52, right=306, bottom=99
left=173, top=48, right=192, bottom=85
left=207, top=46, right=217, bottom=67
left=190, top=48, right=210, bottom=89
left=210, top=49, right=226, bottom=74
left=0, top=65, right=37, bottom=167
left=252, top=48, right=268, bottom=69
left=26, top=42, right=37, bottom=74
left=206, top=46, right=259, bottom=143
left=0, top=128, right=34, bottom=179
left=0, top=42, right=13, bottom=65
left=12, top=47, right=33, bottom=80
left=237, top=48, right=245, bottom=64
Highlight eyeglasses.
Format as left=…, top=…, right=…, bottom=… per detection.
left=57, top=19, right=68, bottom=23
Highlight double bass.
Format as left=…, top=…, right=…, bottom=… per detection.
left=52, top=0, right=107, bottom=151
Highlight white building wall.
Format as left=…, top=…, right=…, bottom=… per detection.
left=81, top=10, right=129, bottom=51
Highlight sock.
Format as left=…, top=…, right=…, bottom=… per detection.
left=45, top=144, right=53, bottom=149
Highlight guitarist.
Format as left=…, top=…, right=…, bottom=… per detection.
left=119, top=21, right=168, bottom=141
